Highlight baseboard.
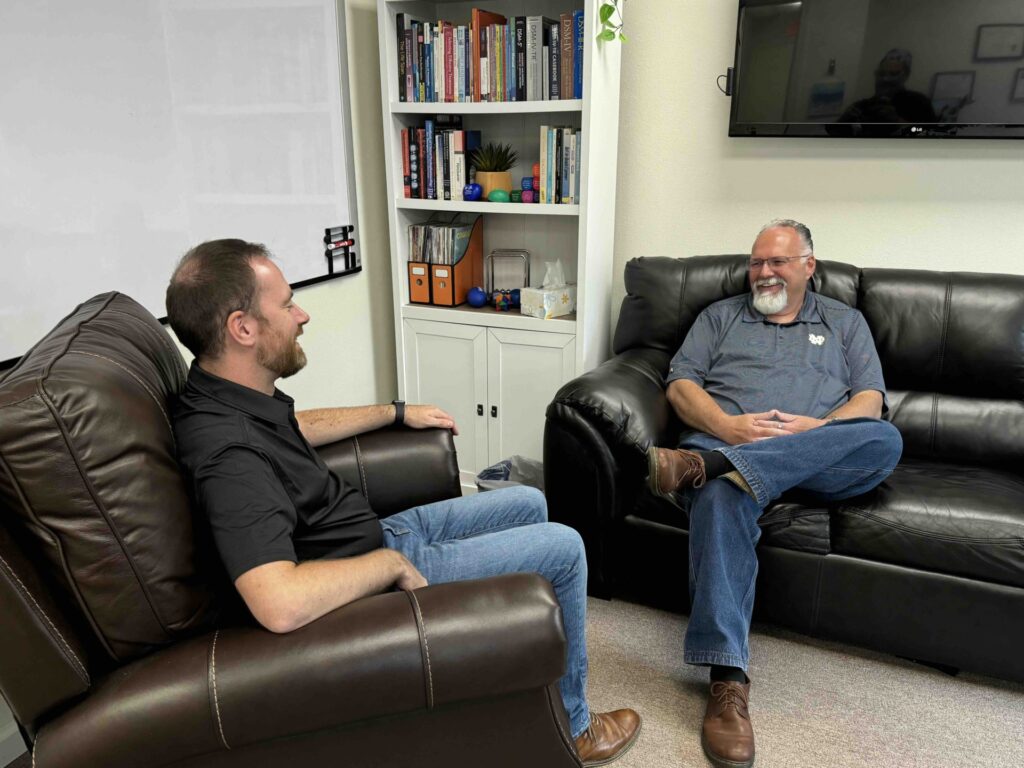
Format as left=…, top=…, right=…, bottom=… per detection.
left=0, top=723, right=26, bottom=767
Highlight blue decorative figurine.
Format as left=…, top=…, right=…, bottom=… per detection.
left=467, top=286, right=488, bottom=307
left=463, top=183, right=483, bottom=201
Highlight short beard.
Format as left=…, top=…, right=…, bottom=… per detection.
left=257, top=331, right=307, bottom=379
left=752, top=279, right=789, bottom=316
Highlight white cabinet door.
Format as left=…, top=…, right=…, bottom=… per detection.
left=487, top=328, right=576, bottom=464
left=403, top=319, right=488, bottom=487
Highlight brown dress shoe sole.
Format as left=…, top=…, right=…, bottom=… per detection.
left=581, top=719, right=642, bottom=767
left=700, top=731, right=754, bottom=768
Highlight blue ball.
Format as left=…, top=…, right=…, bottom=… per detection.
left=467, top=286, right=488, bottom=307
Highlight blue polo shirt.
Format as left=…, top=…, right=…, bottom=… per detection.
left=666, top=290, right=887, bottom=419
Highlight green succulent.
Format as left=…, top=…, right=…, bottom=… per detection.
left=470, top=142, right=518, bottom=172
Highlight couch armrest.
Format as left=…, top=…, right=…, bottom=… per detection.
left=316, top=426, right=461, bottom=516
left=544, top=348, right=675, bottom=596
left=36, top=573, right=566, bottom=768
left=549, top=347, right=676, bottom=465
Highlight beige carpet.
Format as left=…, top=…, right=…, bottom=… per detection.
left=583, top=597, right=1024, bottom=768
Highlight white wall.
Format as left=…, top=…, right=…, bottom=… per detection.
left=611, top=0, right=1024, bottom=330
left=168, top=0, right=397, bottom=410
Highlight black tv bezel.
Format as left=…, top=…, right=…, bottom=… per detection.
left=727, top=2, right=1024, bottom=140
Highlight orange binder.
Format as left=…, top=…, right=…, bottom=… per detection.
left=431, top=216, right=483, bottom=306
left=408, top=262, right=431, bottom=304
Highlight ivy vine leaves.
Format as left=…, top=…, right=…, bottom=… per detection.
left=598, top=0, right=625, bottom=43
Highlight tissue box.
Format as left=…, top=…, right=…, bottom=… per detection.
left=520, top=284, right=577, bottom=319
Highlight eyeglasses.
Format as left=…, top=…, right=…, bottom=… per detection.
left=748, top=255, right=810, bottom=271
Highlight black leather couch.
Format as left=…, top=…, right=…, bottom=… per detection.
left=0, top=293, right=582, bottom=768
left=544, top=255, right=1024, bottom=682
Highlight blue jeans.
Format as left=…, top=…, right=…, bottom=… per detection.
left=380, top=485, right=591, bottom=738
left=678, top=418, right=903, bottom=670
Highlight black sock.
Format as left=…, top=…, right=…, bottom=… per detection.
left=709, top=665, right=747, bottom=684
left=697, top=451, right=735, bottom=480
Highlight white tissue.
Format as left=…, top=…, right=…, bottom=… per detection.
left=541, top=261, right=566, bottom=288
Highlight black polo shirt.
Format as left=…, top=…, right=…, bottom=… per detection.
left=172, top=363, right=382, bottom=581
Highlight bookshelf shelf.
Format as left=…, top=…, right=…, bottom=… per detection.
left=396, top=198, right=579, bottom=215
left=378, top=0, right=621, bottom=488
left=390, top=100, right=583, bottom=115
left=402, top=303, right=576, bottom=333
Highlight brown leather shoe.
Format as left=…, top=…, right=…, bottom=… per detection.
left=647, top=446, right=707, bottom=496
left=701, top=681, right=755, bottom=768
left=574, top=709, right=642, bottom=766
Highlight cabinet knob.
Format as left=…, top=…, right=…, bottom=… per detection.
left=491, top=406, right=497, bottom=418
left=477, top=404, right=483, bottom=416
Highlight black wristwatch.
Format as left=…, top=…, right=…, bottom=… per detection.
left=392, top=399, right=406, bottom=426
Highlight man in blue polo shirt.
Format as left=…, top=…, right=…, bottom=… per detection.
left=647, top=220, right=903, bottom=768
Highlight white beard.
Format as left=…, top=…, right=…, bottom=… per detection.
left=752, top=280, right=789, bottom=315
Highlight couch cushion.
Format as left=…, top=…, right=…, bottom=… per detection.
left=831, top=458, right=1024, bottom=588
left=0, top=293, right=217, bottom=662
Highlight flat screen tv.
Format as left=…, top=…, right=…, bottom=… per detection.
left=729, top=0, right=1024, bottom=138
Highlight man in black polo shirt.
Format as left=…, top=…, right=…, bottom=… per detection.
left=166, top=239, right=640, bottom=766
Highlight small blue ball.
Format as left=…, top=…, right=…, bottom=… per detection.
left=467, top=286, right=488, bottom=307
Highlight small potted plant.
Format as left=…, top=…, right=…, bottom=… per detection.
left=470, top=142, right=518, bottom=199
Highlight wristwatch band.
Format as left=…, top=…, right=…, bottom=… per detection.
left=392, top=399, right=405, bottom=426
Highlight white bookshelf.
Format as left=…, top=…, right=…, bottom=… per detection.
left=377, top=0, right=621, bottom=487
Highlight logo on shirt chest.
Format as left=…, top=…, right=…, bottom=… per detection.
left=808, top=333, right=825, bottom=346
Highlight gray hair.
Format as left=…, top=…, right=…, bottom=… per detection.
left=757, top=219, right=814, bottom=256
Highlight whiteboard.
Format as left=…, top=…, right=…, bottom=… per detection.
left=0, top=0, right=358, bottom=363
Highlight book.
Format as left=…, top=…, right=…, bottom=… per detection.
left=567, top=131, right=576, bottom=204
left=542, top=45, right=549, bottom=101
left=547, top=126, right=557, bottom=202
left=514, top=17, right=526, bottom=102
left=545, top=18, right=560, bottom=100
left=506, top=20, right=515, bottom=101
left=452, top=131, right=465, bottom=200
left=573, top=9, right=584, bottom=99
left=471, top=8, right=506, bottom=102
left=444, top=22, right=455, bottom=102
left=539, top=124, right=549, bottom=203
left=574, top=129, right=582, bottom=203
left=560, top=13, right=573, bottom=101
left=416, top=128, right=426, bottom=197
left=403, top=28, right=414, bottom=102
left=442, top=130, right=451, bottom=200
left=397, top=12, right=407, bottom=102
left=458, top=26, right=466, bottom=102
left=436, top=132, right=446, bottom=201
left=401, top=128, right=411, bottom=197
left=409, top=129, right=420, bottom=198
left=526, top=16, right=542, bottom=101
left=424, top=119, right=435, bottom=199
left=565, top=128, right=573, bottom=202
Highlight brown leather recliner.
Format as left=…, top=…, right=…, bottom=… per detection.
left=0, top=293, right=581, bottom=768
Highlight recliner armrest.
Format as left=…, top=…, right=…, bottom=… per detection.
left=36, top=573, right=566, bottom=768
left=316, top=426, right=461, bottom=516
left=549, top=348, right=676, bottom=461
